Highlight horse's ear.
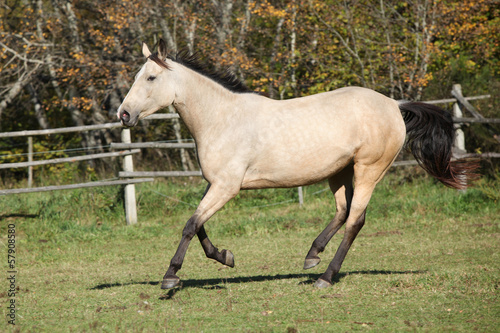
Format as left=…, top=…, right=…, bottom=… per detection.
left=142, top=42, right=152, bottom=58
left=158, top=38, right=167, bottom=60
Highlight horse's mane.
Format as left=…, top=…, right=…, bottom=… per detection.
left=170, top=50, right=252, bottom=93
left=147, top=50, right=252, bottom=94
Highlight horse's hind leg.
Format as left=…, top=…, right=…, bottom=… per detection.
left=304, top=165, right=354, bottom=269
left=314, top=164, right=383, bottom=288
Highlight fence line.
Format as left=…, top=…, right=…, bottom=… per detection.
left=110, top=142, right=196, bottom=149
left=119, top=171, right=203, bottom=178
left=0, top=113, right=179, bottom=139
left=0, top=149, right=140, bottom=169
left=0, top=122, right=122, bottom=138
left=424, top=94, right=490, bottom=105
left=453, top=118, right=500, bottom=124
left=0, top=178, right=153, bottom=195
left=1, top=145, right=112, bottom=159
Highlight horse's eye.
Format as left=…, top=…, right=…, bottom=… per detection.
left=147, top=75, right=156, bottom=81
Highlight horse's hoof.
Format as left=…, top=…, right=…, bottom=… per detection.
left=161, top=276, right=180, bottom=289
left=314, top=278, right=332, bottom=289
left=222, top=249, right=235, bottom=268
left=303, top=257, right=321, bottom=270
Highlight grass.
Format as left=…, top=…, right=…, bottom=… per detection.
left=0, top=172, right=499, bottom=332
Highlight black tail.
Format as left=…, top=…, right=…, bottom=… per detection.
left=399, top=101, right=478, bottom=189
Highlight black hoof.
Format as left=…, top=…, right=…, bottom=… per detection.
left=161, top=276, right=180, bottom=289
left=222, top=249, right=235, bottom=268
left=303, top=257, right=321, bottom=270
left=314, top=278, right=332, bottom=289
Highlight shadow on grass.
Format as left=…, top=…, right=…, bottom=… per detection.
left=0, top=213, right=39, bottom=220
left=90, top=269, right=426, bottom=299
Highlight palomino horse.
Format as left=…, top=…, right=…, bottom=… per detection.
left=118, top=39, right=476, bottom=289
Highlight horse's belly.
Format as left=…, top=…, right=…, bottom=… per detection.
left=240, top=147, right=354, bottom=189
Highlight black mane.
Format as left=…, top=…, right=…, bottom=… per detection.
left=168, top=50, right=253, bottom=94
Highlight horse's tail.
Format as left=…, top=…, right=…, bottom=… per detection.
left=399, top=101, right=479, bottom=189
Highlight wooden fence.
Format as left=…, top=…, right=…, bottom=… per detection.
left=0, top=84, right=498, bottom=224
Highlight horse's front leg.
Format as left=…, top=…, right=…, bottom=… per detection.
left=197, top=226, right=235, bottom=267
left=195, top=184, right=234, bottom=268
left=162, top=184, right=238, bottom=289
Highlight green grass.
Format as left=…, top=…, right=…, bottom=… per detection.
left=0, top=172, right=499, bottom=332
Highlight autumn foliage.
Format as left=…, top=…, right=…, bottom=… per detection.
left=0, top=0, right=498, bottom=172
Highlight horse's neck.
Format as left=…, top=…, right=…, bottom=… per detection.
left=171, top=64, right=242, bottom=142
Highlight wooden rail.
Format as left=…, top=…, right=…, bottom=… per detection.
left=110, top=142, right=196, bottom=149
left=0, top=113, right=178, bottom=139
left=0, top=178, right=153, bottom=196
left=0, top=149, right=140, bottom=169
left=0, top=122, right=122, bottom=138
left=453, top=118, right=500, bottom=124
left=119, top=171, right=203, bottom=178
left=425, top=94, right=490, bottom=105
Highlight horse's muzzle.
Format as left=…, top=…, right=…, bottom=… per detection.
left=119, top=110, right=136, bottom=127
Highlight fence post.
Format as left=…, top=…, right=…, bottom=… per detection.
left=452, top=84, right=466, bottom=155
left=121, top=128, right=138, bottom=225
left=452, top=84, right=468, bottom=192
left=28, top=136, right=33, bottom=188
left=298, top=186, right=303, bottom=207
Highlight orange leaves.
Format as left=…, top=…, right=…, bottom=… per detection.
left=251, top=1, right=287, bottom=19
left=1, top=0, right=496, bottom=132
left=219, top=46, right=257, bottom=73
left=60, top=68, right=80, bottom=83
left=71, top=97, right=93, bottom=113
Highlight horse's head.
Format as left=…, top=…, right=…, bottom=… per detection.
left=117, top=39, right=175, bottom=127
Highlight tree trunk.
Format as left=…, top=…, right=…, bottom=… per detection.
left=28, top=84, right=50, bottom=129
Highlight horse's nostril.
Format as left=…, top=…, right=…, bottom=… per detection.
left=120, top=110, right=130, bottom=122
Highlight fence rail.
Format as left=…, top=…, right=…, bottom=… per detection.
left=424, top=94, right=490, bottom=105
left=0, top=122, right=122, bottom=138
left=0, top=178, right=153, bottom=195
left=0, top=149, right=140, bottom=169
left=453, top=118, right=500, bottom=124
left=119, top=171, right=203, bottom=178
left=110, top=142, right=196, bottom=149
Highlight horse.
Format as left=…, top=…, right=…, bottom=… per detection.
left=117, top=39, right=477, bottom=289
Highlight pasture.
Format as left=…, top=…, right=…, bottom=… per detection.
left=1, top=172, right=498, bottom=332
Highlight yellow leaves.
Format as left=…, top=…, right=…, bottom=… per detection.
left=313, top=1, right=326, bottom=11
left=255, top=77, right=272, bottom=85
left=72, top=52, right=84, bottom=61
left=60, top=97, right=93, bottom=113
left=415, top=72, right=433, bottom=88
left=433, top=0, right=498, bottom=74
left=465, top=59, right=477, bottom=71
left=251, top=1, right=287, bottom=19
